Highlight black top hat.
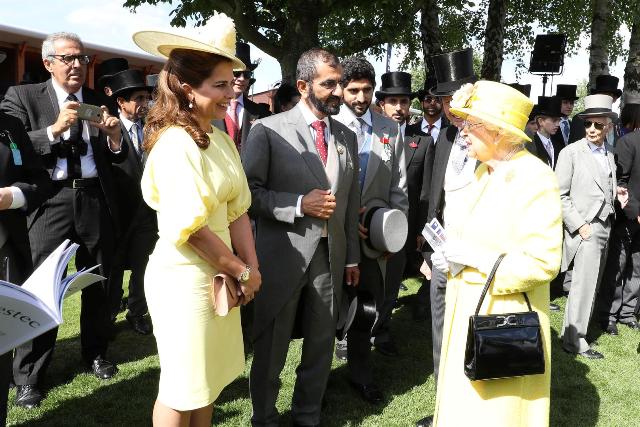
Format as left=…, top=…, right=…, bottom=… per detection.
left=336, top=288, right=377, bottom=340
left=430, top=48, right=477, bottom=96
left=591, top=75, right=622, bottom=98
left=96, top=58, right=129, bottom=88
left=375, top=71, right=415, bottom=100
left=536, top=96, right=562, bottom=117
left=528, top=104, right=540, bottom=122
left=109, top=69, right=153, bottom=97
left=507, top=83, right=531, bottom=97
left=554, top=84, right=578, bottom=101
left=235, top=42, right=259, bottom=71
left=416, top=76, right=438, bottom=100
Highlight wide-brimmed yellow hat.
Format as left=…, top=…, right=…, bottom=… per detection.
left=450, top=80, right=534, bottom=143
left=132, top=13, right=246, bottom=70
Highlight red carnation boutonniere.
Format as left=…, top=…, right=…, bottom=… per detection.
left=409, top=142, right=418, bottom=148
left=380, top=136, right=390, bottom=144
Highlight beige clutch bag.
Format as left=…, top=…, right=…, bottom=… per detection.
left=211, top=273, right=241, bottom=316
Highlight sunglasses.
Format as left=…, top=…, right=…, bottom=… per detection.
left=233, top=71, right=253, bottom=79
left=48, top=54, right=90, bottom=65
left=583, top=120, right=606, bottom=131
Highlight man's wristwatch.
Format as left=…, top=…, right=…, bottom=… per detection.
left=238, top=265, right=251, bottom=284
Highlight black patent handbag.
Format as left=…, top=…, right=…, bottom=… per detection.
left=464, top=254, right=545, bottom=381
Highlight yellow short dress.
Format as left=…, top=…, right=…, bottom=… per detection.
left=141, top=126, right=249, bottom=410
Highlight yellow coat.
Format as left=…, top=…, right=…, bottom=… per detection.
left=434, top=151, right=562, bottom=427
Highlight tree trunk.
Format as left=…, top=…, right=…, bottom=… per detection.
left=623, top=13, right=640, bottom=103
left=480, top=0, right=507, bottom=81
left=419, top=0, right=443, bottom=78
left=588, top=0, right=610, bottom=87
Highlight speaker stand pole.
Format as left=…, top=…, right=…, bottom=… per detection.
left=542, top=74, right=548, bottom=96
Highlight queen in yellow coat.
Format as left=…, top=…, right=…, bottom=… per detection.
left=431, top=81, right=562, bottom=427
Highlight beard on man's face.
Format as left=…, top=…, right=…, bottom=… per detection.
left=309, top=86, right=341, bottom=115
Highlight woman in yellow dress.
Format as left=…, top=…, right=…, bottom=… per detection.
left=430, top=81, right=562, bottom=427
left=132, top=16, right=261, bottom=426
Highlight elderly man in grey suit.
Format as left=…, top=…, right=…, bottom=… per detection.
left=243, top=48, right=360, bottom=427
left=334, top=58, right=408, bottom=404
left=556, top=94, right=619, bottom=360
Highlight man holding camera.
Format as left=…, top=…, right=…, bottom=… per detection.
left=1, top=31, right=126, bottom=408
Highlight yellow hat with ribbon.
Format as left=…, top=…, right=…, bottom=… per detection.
left=449, top=80, right=534, bottom=143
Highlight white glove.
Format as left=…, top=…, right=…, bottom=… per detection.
left=443, top=241, right=481, bottom=269
left=431, top=249, right=449, bottom=273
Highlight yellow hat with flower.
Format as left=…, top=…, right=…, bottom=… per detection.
left=449, top=80, right=534, bottom=143
left=132, top=13, right=246, bottom=70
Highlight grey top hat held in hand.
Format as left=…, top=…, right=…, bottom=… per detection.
left=361, top=199, right=408, bottom=259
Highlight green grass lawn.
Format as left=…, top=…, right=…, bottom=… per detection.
left=6, top=276, right=640, bottom=426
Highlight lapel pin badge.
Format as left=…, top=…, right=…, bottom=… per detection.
left=337, top=145, right=344, bottom=155
left=409, top=141, right=418, bottom=148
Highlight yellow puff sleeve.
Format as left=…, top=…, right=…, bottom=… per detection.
left=142, top=127, right=218, bottom=247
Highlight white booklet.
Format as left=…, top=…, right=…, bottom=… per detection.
left=421, top=218, right=464, bottom=276
left=0, top=240, right=104, bottom=355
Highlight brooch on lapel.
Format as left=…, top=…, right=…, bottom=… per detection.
left=409, top=141, right=418, bottom=149
left=337, top=145, right=344, bottom=155
left=381, top=132, right=392, bottom=162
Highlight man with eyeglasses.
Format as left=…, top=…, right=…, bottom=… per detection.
left=243, top=48, right=360, bottom=427
left=417, top=80, right=445, bottom=142
left=0, top=31, right=125, bottom=408
left=213, top=42, right=270, bottom=153
left=556, top=94, right=619, bottom=360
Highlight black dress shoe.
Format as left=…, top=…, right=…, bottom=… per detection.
left=549, top=303, right=560, bottom=311
left=622, top=320, right=640, bottom=330
left=413, top=305, right=428, bottom=322
left=577, top=349, right=604, bottom=359
left=15, top=385, right=43, bottom=409
left=375, top=340, right=399, bottom=357
left=603, top=321, right=619, bottom=335
left=126, top=314, right=152, bottom=335
left=416, top=415, right=434, bottom=427
left=349, top=381, right=384, bottom=405
left=89, top=357, right=119, bottom=379
left=335, top=341, right=347, bottom=361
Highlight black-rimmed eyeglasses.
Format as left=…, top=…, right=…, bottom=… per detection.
left=48, top=54, right=91, bottom=65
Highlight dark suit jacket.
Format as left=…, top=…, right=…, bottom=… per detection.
left=421, top=125, right=458, bottom=227
left=0, top=112, right=52, bottom=277
left=403, top=123, right=433, bottom=272
left=213, top=94, right=271, bottom=152
left=615, top=131, right=640, bottom=221
left=527, top=133, right=565, bottom=170
left=0, top=80, right=127, bottom=232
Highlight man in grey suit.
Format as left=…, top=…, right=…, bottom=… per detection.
left=243, top=48, right=360, bottom=427
left=556, top=94, right=619, bottom=359
left=334, top=60, right=408, bottom=404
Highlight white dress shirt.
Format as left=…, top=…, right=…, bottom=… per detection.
left=46, top=79, right=98, bottom=180
left=421, top=116, right=442, bottom=142
left=334, top=105, right=372, bottom=152
left=119, top=114, right=143, bottom=156
left=295, top=102, right=331, bottom=217
left=587, top=140, right=611, bottom=174
left=227, top=93, right=245, bottom=127
left=537, top=131, right=555, bottom=168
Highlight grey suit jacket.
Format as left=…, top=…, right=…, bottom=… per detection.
left=360, top=113, right=408, bottom=266
left=555, top=138, right=616, bottom=270
left=242, top=105, right=360, bottom=339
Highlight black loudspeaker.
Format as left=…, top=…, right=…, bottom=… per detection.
left=529, top=34, right=567, bottom=74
